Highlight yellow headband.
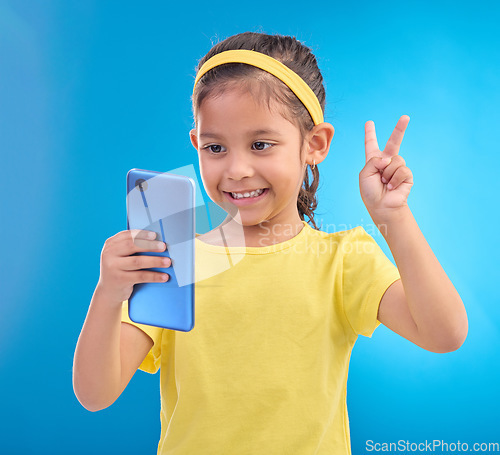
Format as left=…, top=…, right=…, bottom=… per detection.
left=192, top=49, right=324, bottom=126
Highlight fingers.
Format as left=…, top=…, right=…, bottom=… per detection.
left=121, top=254, right=172, bottom=272
left=383, top=115, right=410, bottom=157
left=99, top=230, right=173, bottom=303
left=129, top=229, right=166, bottom=252
left=364, top=120, right=380, bottom=161
left=118, top=231, right=171, bottom=281
left=132, top=237, right=166, bottom=253
left=386, top=167, right=413, bottom=190
left=108, top=229, right=167, bottom=255
left=130, top=268, right=170, bottom=284
left=122, top=247, right=171, bottom=284
left=105, top=229, right=170, bottom=278
left=131, top=228, right=158, bottom=240
left=380, top=155, right=405, bottom=181
left=379, top=155, right=413, bottom=190
left=110, top=250, right=171, bottom=285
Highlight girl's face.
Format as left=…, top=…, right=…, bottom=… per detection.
left=190, top=87, right=307, bottom=232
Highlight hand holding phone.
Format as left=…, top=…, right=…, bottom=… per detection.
left=96, top=229, right=171, bottom=307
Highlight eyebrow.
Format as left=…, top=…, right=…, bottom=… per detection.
left=199, top=129, right=283, bottom=139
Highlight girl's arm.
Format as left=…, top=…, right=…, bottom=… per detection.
left=73, top=229, right=170, bottom=411
left=375, top=207, right=467, bottom=352
left=73, top=285, right=153, bottom=412
left=359, top=116, right=468, bottom=353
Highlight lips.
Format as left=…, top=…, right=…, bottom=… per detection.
left=224, top=188, right=267, bottom=194
left=230, top=188, right=265, bottom=199
left=223, top=188, right=269, bottom=205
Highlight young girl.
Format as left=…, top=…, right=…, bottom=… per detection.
left=73, top=31, right=468, bottom=454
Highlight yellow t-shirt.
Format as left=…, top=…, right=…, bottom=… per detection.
left=121, top=220, right=401, bottom=454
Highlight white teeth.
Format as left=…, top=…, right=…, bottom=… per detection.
left=231, top=188, right=265, bottom=199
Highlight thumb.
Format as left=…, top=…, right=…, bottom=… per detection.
left=362, top=156, right=392, bottom=178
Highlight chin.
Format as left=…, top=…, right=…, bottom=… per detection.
left=222, top=208, right=269, bottom=228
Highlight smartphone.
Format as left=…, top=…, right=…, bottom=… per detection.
left=126, top=168, right=195, bottom=332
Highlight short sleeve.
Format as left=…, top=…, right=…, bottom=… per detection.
left=341, top=226, right=401, bottom=338
left=121, top=300, right=163, bottom=374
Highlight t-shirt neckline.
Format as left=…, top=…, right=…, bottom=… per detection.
left=195, top=220, right=312, bottom=255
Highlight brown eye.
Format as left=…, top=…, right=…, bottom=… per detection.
left=253, top=142, right=272, bottom=151
left=203, top=144, right=225, bottom=154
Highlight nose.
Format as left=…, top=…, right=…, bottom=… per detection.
left=224, top=150, right=255, bottom=181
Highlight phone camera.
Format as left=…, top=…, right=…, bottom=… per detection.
left=135, top=179, right=148, bottom=192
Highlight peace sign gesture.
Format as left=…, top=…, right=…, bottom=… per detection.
left=359, top=115, right=413, bottom=220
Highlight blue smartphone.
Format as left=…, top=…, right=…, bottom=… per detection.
left=126, top=168, right=195, bottom=332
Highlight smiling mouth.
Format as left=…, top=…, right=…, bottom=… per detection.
left=223, top=188, right=269, bottom=203
left=226, top=188, right=266, bottom=199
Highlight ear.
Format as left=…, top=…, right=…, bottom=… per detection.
left=303, top=122, right=335, bottom=166
left=189, top=128, right=199, bottom=150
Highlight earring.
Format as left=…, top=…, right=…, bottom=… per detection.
left=311, top=159, right=316, bottom=170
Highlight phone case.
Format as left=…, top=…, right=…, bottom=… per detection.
left=126, top=168, right=195, bottom=331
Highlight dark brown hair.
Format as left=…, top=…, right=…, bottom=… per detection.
left=191, top=31, right=326, bottom=230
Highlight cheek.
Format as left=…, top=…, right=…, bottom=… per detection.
left=199, top=158, right=215, bottom=185
left=273, top=168, right=303, bottom=192
left=199, top=160, right=223, bottom=200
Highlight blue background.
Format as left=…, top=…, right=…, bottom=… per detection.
left=1, top=0, right=499, bottom=453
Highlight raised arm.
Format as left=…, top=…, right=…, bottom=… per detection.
left=359, top=116, right=468, bottom=353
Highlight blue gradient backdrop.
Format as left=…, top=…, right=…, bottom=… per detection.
left=1, top=1, right=498, bottom=453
